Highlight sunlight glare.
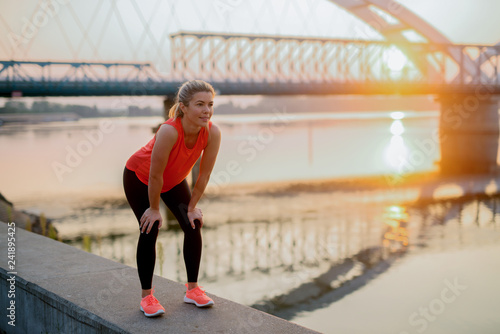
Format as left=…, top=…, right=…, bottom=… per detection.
left=390, top=111, right=405, bottom=120
left=384, top=47, right=408, bottom=72
left=384, top=134, right=408, bottom=171
left=390, top=120, right=405, bottom=136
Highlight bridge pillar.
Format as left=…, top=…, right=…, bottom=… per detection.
left=438, top=94, right=499, bottom=175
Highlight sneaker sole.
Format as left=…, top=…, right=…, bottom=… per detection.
left=184, top=296, right=214, bottom=307
left=140, top=305, right=165, bottom=317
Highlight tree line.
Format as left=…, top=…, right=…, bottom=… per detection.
left=0, top=100, right=162, bottom=118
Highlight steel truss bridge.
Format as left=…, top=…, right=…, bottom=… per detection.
left=1, top=33, right=499, bottom=97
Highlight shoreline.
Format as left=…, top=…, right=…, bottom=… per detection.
left=5, top=169, right=500, bottom=241
left=9, top=169, right=500, bottom=211
left=203, top=169, right=500, bottom=198
left=0, top=112, right=81, bottom=124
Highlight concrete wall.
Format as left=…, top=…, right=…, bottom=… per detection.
left=0, top=222, right=318, bottom=334
left=0, top=270, right=126, bottom=333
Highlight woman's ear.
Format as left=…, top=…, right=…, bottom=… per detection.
left=179, top=102, right=186, bottom=113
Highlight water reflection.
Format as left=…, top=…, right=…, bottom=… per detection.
left=382, top=205, right=409, bottom=251
left=65, top=203, right=407, bottom=304
left=384, top=112, right=409, bottom=173
left=65, top=193, right=500, bottom=318
left=389, top=120, right=405, bottom=136
left=271, top=195, right=500, bottom=320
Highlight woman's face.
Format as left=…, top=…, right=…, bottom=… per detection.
left=180, top=91, right=214, bottom=127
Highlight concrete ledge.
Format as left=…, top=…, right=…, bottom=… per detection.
left=0, top=222, right=318, bottom=333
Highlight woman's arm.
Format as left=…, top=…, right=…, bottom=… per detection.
left=139, top=124, right=177, bottom=234
left=187, top=124, right=222, bottom=228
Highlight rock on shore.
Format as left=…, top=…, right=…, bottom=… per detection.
left=0, top=192, right=59, bottom=239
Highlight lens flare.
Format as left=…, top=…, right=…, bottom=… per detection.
left=390, top=120, right=405, bottom=136
left=384, top=47, right=408, bottom=72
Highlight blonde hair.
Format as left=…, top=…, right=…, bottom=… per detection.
left=168, top=80, right=215, bottom=119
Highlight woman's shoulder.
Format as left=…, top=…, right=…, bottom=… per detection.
left=156, top=121, right=179, bottom=142
left=206, top=122, right=221, bottom=146
left=164, top=117, right=181, bottom=128
left=208, top=122, right=220, bottom=135
left=207, top=122, right=220, bottom=138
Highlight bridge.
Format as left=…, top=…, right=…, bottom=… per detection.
left=1, top=0, right=499, bottom=174
left=1, top=35, right=499, bottom=97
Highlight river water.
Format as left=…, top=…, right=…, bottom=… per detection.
left=0, top=110, right=442, bottom=200
left=1, top=111, right=500, bottom=333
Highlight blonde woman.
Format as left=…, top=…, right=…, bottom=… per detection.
left=123, top=80, right=221, bottom=317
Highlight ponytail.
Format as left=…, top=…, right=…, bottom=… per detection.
left=168, top=102, right=183, bottom=119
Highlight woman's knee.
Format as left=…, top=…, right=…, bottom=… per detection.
left=138, top=221, right=160, bottom=241
left=183, top=225, right=202, bottom=241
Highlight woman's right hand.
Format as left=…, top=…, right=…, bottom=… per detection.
left=140, top=208, right=162, bottom=234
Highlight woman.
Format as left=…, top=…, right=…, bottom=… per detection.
left=123, top=80, right=221, bottom=317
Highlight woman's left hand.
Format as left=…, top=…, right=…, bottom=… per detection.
left=187, top=207, right=204, bottom=229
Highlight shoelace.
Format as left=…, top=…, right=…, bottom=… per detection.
left=190, top=286, right=207, bottom=296
left=144, top=294, right=160, bottom=305
left=143, top=289, right=160, bottom=306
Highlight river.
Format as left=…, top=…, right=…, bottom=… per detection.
left=0, top=110, right=440, bottom=202
left=1, top=111, right=500, bottom=333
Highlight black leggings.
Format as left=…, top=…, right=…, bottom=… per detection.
left=122, top=167, right=202, bottom=290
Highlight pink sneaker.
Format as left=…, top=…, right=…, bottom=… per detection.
left=140, top=287, right=165, bottom=317
left=184, top=284, right=214, bottom=307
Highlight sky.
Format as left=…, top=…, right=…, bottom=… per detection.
left=398, top=0, right=500, bottom=45
left=0, top=0, right=499, bottom=108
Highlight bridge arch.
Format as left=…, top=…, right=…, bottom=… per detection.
left=327, top=0, right=484, bottom=81
left=327, top=0, right=451, bottom=44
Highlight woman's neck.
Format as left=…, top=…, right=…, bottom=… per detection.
left=180, top=117, right=201, bottom=137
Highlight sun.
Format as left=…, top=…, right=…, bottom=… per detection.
left=384, top=47, right=408, bottom=72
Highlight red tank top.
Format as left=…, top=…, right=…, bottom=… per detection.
left=126, top=117, right=212, bottom=192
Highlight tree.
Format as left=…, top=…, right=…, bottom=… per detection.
left=3, top=101, right=29, bottom=113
